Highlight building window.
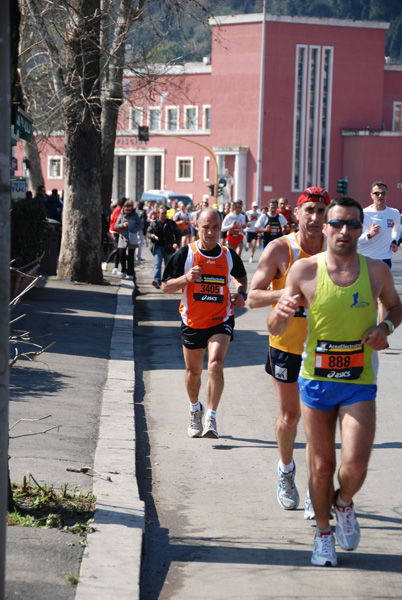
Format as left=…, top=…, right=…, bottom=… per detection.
left=177, top=157, right=193, bottom=181
left=292, top=46, right=307, bottom=192
left=204, top=157, right=210, bottom=181
left=292, top=45, right=333, bottom=192
left=393, top=102, right=402, bottom=132
left=167, top=107, right=178, bottom=130
left=318, top=48, right=333, bottom=189
left=185, top=106, right=197, bottom=130
left=48, top=156, right=63, bottom=179
left=123, top=79, right=130, bottom=99
left=305, top=46, right=320, bottom=189
left=203, top=105, right=211, bottom=130
left=149, top=108, right=161, bottom=131
left=130, top=108, right=143, bottom=130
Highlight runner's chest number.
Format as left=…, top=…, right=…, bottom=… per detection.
left=199, top=283, right=220, bottom=294
left=314, top=339, right=364, bottom=380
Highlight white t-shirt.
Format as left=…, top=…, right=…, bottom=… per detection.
left=255, top=212, right=287, bottom=230
left=221, top=212, right=247, bottom=232
left=358, top=205, right=401, bottom=260
left=245, top=209, right=260, bottom=232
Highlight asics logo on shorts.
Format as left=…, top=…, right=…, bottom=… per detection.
left=275, top=366, right=288, bottom=381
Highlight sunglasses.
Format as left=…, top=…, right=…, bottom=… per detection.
left=326, top=219, right=362, bottom=230
left=372, top=190, right=387, bottom=196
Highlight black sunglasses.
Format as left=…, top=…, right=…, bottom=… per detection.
left=372, top=190, right=387, bottom=196
left=326, top=219, right=362, bottom=230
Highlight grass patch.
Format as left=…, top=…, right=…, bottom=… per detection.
left=7, top=477, right=96, bottom=535
left=62, top=572, right=79, bottom=585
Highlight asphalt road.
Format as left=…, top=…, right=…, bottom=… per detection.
left=134, top=247, right=402, bottom=600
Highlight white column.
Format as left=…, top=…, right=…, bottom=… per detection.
left=217, top=154, right=225, bottom=177
left=112, top=156, right=119, bottom=200
left=145, top=155, right=155, bottom=191
left=234, top=150, right=248, bottom=202
left=126, top=155, right=136, bottom=200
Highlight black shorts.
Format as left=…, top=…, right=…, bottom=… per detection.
left=247, top=232, right=258, bottom=243
left=265, top=342, right=302, bottom=383
left=181, top=316, right=235, bottom=350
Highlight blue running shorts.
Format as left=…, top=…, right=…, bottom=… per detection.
left=298, top=376, right=377, bottom=412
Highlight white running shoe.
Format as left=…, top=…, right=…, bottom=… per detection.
left=111, top=268, right=121, bottom=275
left=311, top=532, right=337, bottom=567
left=187, top=404, right=204, bottom=438
left=249, top=257, right=253, bottom=263
left=334, top=497, right=360, bottom=551
left=277, top=462, right=300, bottom=510
left=101, top=262, right=108, bottom=270
left=304, top=489, right=315, bottom=520
left=201, top=416, right=219, bottom=438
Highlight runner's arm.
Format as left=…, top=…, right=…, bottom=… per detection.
left=267, top=262, right=305, bottom=335
left=232, top=275, right=248, bottom=308
left=362, top=261, right=402, bottom=349
left=248, top=240, right=287, bottom=309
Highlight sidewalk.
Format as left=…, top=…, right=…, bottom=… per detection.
left=6, top=274, right=144, bottom=599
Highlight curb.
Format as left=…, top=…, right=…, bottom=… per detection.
left=75, top=282, right=144, bottom=599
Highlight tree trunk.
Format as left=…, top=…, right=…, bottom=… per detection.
left=101, top=97, right=120, bottom=214
left=57, top=0, right=103, bottom=284
left=23, top=137, right=44, bottom=193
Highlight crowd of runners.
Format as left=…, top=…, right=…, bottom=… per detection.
left=106, top=180, right=402, bottom=567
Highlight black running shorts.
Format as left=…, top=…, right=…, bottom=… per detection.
left=265, top=342, right=302, bottom=383
left=181, top=315, right=235, bottom=350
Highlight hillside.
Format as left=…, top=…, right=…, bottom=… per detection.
left=137, top=0, right=402, bottom=64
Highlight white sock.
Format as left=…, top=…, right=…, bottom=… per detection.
left=190, top=401, right=201, bottom=413
left=206, top=409, right=216, bottom=420
left=336, top=492, right=351, bottom=508
left=278, top=459, right=294, bottom=474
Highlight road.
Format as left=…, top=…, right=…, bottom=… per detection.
left=133, top=247, right=402, bottom=600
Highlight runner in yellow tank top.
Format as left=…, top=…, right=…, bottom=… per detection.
left=249, top=187, right=330, bottom=514
left=268, top=196, right=402, bottom=567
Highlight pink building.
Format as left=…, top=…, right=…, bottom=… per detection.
left=15, top=13, right=402, bottom=211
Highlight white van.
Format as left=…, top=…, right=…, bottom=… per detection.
left=140, top=190, right=193, bottom=210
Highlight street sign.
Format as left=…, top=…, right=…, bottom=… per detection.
left=11, top=178, right=28, bottom=201
left=13, top=107, right=33, bottom=142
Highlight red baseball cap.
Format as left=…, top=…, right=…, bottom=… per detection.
left=296, top=187, right=331, bottom=207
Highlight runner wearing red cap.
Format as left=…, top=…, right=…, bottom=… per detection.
left=248, top=187, right=330, bottom=515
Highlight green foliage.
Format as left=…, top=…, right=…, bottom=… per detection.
left=62, top=573, right=79, bottom=586
left=11, top=197, right=47, bottom=269
left=8, top=480, right=96, bottom=534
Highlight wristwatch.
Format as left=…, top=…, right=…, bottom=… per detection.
left=367, top=233, right=371, bottom=240
left=239, top=291, right=248, bottom=300
left=380, top=320, right=395, bottom=335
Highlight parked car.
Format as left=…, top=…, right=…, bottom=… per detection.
left=140, top=190, right=194, bottom=211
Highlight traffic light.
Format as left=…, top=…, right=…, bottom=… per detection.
left=138, top=126, right=149, bottom=142
left=207, top=184, right=214, bottom=196
left=337, top=177, right=348, bottom=195
left=217, top=177, right=226, bottom=197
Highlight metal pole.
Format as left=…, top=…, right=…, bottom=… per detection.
left=255, top=0, right=267, bottom=206
left=0, top=0, right=11, bottom=597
